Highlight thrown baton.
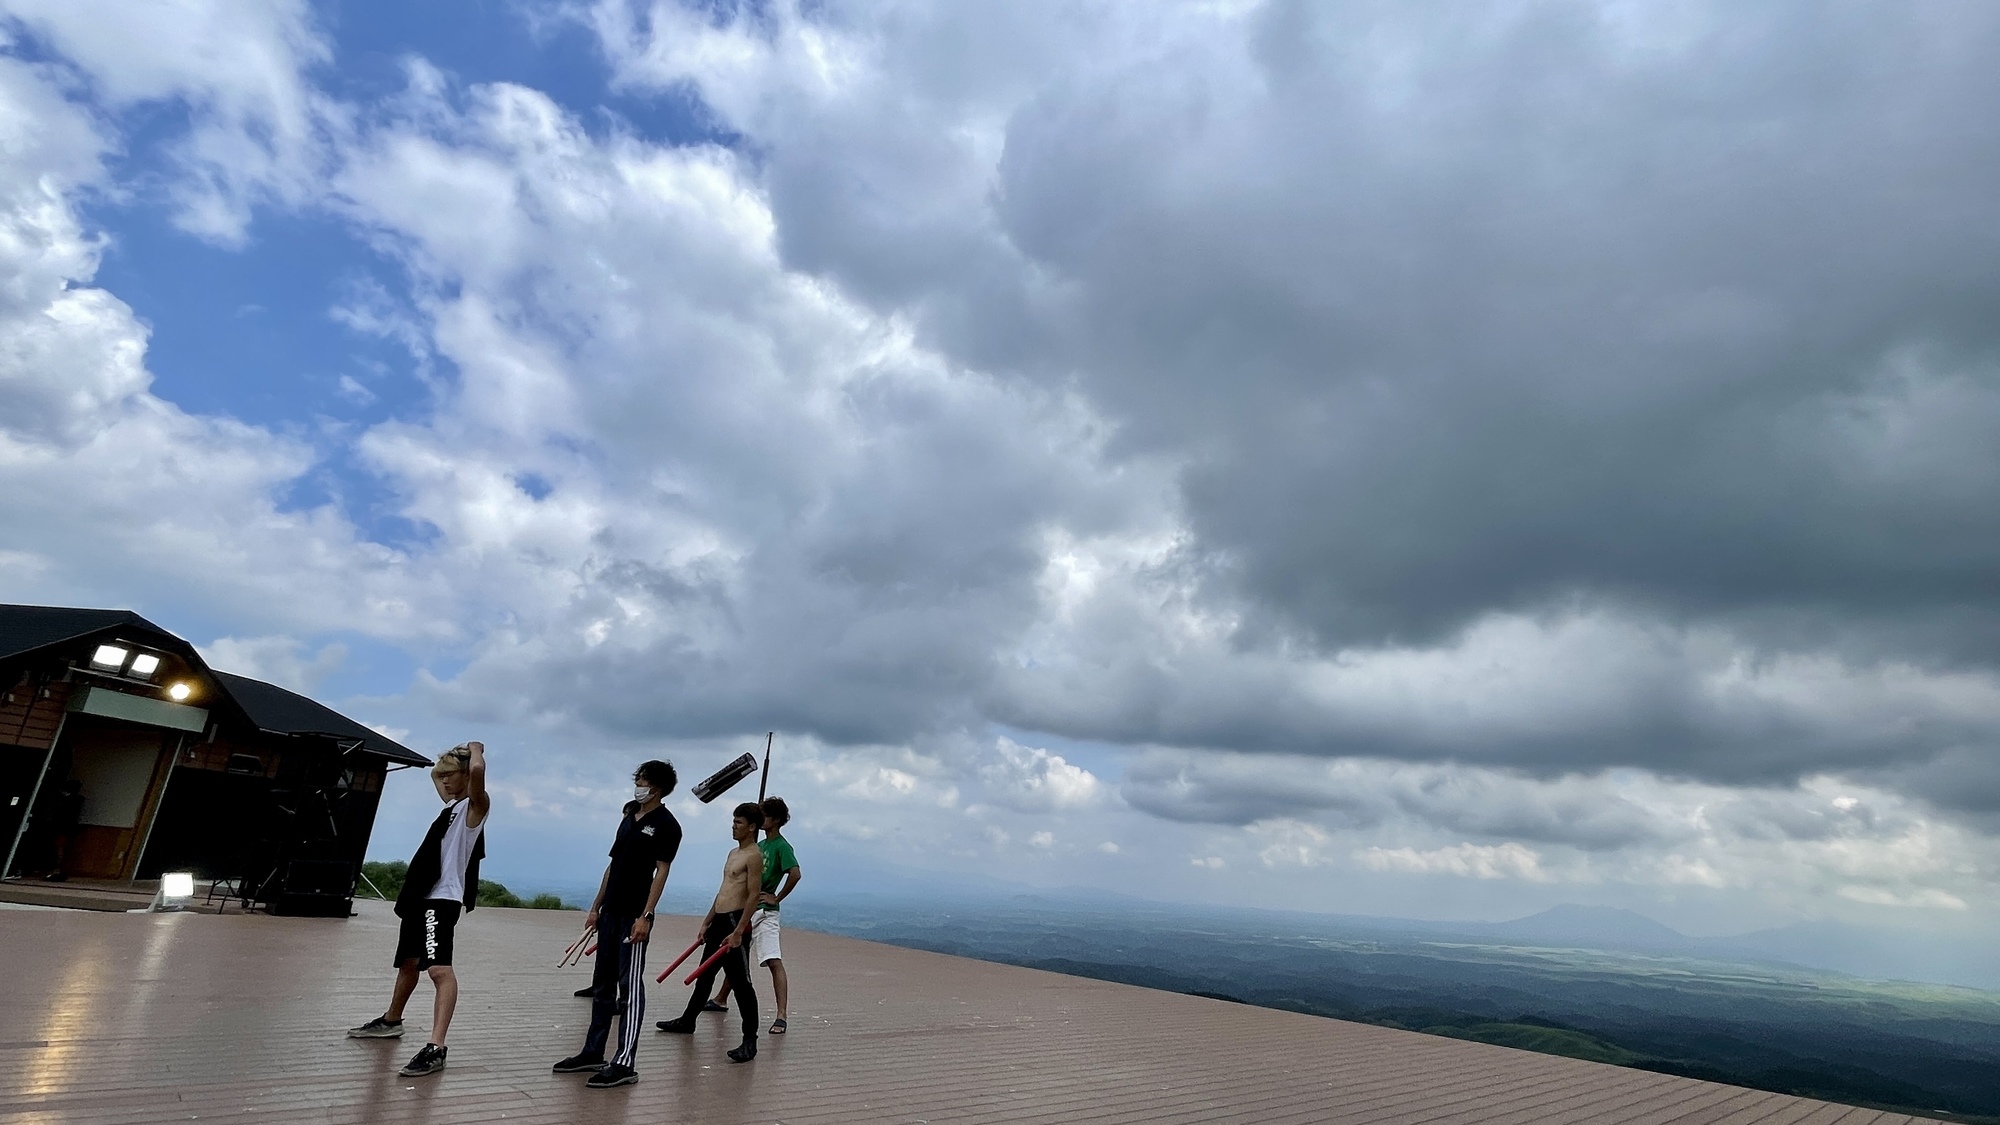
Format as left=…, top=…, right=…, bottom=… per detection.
left=654, top=936, right=706, bottom=983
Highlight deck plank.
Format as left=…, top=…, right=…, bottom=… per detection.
left=0, top=901, right=1946, bottom=1124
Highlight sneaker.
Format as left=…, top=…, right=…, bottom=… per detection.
left=586, top=1063, right=639, bottom=1088
left=347, top=1017, right=404, bottom=1039
left=655, top=1017, right=696, bottom=1034
left=726, top=1041, right=757, bottom=1063
left=398, top=1043, right=447, bottom=1076
left=552, top=1052, right=606, bottom=1073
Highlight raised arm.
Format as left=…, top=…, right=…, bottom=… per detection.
left=464, top=741, right=490, bottom=825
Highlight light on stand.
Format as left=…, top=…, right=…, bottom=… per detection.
left=138, top=871, right=198, bottom=913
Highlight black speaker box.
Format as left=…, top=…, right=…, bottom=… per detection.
left=272, top=859, right=353, bottom=916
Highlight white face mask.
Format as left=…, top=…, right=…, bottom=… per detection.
left=634, top=785, right=653, bottom=803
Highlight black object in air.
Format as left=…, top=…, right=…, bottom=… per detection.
left=692, top=753, right=758, bottom=803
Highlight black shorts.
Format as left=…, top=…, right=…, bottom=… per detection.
left=393, top=900, right=462, bottom=969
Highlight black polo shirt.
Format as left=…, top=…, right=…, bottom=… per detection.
left=603, top=804, right=682, bottom=917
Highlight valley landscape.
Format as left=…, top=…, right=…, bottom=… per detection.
left=793, top=896, right=2000, bottom=1123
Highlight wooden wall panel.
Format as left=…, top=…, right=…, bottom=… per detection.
left=0, top=681, right=73, bottom=752
left=177, top=737, right=276, bottom=777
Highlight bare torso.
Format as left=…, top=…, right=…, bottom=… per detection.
left=710, top=842, right=761, bottom=914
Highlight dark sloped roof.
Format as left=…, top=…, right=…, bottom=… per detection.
left=0, top=604, right=428, bottom=767
left=0, top=605, right=186, bottom=663
left=212, top=671, right=429, bottom=767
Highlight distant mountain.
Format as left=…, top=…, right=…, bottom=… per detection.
left=1709, top=920, right=2000, bottom=992
left=1397, top=904, right=1998, bottom=991
left=1472, top=904, right=1693, bottom=951
left=1317, top=904, right=1999, bottom=993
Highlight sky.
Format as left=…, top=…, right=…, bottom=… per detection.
left=4, top=0, right=2000, bottom=938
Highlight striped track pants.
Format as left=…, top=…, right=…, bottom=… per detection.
left=612, top=933, right=648, bottom=1068
left=583, top=915, right=649, bottom=1068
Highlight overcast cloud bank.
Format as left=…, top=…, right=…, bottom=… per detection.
left=3, top=0, right=1998, bottom=937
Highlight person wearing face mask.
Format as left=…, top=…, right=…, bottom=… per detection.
left=552, top=760, right=683, bottom=1088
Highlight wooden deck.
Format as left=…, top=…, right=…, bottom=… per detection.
left=0, top=900, right=1939, bottom=1124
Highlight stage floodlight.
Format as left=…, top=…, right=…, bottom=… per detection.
left=140, top=871, right=197, bottom=913
left=129, top=653, right=161, bottom=677
left=167, top=682, right=193, bottom=702
left=91, top=644, right=129, bottom=670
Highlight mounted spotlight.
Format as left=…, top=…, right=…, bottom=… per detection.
left=167, top=682, right=193, bottom=702
left=129, top=653, right=161, bottom=678
left=90, top=644, right=130, bottom=671
left=138, top=871, right=197, bottom=913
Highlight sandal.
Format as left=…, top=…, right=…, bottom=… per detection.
left=769, top=1019, right=788, bottom=1035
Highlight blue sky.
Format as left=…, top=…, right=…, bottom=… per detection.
left=6, top=0, right=2000, bottom=943
left=79, top=1, right=685, bottom=567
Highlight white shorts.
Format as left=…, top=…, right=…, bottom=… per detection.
left=748, top=908, right=782, bottom=965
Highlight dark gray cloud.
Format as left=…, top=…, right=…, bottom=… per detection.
left=1122, top=751, right=1677, bottom=851
left=998, top=2, right=2000, bottom=648
left=588, top=0, right=2000, bottom=799
left=1117, top=749, right=1961, bottom=887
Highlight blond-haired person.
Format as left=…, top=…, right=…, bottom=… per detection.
left=346, top=742, right=490, bottom=1077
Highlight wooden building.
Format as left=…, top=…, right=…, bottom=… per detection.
left=0, top=604, right=428, bottom=913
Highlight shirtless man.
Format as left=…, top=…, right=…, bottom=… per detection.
left=702, top=796, right=803, bottom=1033
left=655, top=801, right=763, bottom=1062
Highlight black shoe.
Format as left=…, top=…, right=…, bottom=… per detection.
left=656, top=1017, right=695, bottom=1034
left=727, top=1041, right=757, bottom=1063
left=587, top=1063, right=639, bottom=1088
left=702, top=1000, right=727, bottom=1012
left=573, top=985, right=597, bottom=998
left=552, top=1052, right=606, bottom=1073
left=398, top=1043, right=447, bottom=1076
left=346, top=1016, right=404, bottom=1039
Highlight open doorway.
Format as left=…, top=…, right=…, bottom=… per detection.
left=59, top=723, right=169, bottom=880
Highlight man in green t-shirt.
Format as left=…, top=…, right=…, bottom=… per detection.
left=748, top=796, right=801, bottom=1033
